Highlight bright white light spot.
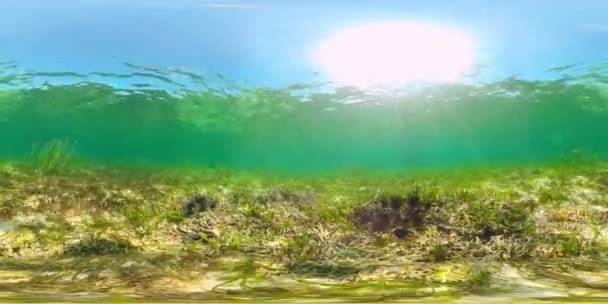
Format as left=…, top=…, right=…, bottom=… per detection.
left=311, top=21, right=477, bottom=88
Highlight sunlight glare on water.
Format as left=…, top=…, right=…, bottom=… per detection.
left=310, top=21, right=477, bottom=88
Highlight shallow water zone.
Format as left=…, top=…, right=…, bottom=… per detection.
left=1, top=39, right=608, bottom=304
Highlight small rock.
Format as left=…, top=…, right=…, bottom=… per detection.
left=533, top=209, right=548, bottom=226
left=75, top=272, right=91, bottom=280
left=591, top=205, right=608, bottom=213
left=12, top=214, right=50, bottom=229
left=417, top=285, right=454, bottom=296
left=121, top=261, right=137, bottom=268
left=23, top=195, right=43, bottom=209
left=0, top=221, right=12, bottom=234
left=569, top=287, right=592, bottom=297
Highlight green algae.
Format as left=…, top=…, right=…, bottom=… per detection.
left=0, top=161, right=608, bottom=302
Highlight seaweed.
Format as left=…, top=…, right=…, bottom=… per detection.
left=352, top=188, right=433, bottom=238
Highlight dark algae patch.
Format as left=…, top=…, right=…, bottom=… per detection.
left=181, top=193, right=219, bottom=217
left=64, top=236, right=139, bottom=256
left=352, top=189, right=433, bottom=238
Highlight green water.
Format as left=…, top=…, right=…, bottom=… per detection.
left=3, top=63, right=608, bottom=303
left=1, top=62, right=608, bottom=172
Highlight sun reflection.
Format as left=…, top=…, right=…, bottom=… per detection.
left=311, top=21, right=477, bottom=88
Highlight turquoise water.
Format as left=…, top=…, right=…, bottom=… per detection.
left=3, top=3, right=608, bottom=303
left=1, top=62, right=607, bottom=172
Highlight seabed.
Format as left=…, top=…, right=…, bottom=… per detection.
left=1, top=158, right=608, bottom=303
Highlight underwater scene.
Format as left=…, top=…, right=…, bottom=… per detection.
left=2, top=0, right=608, bottom=303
